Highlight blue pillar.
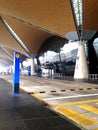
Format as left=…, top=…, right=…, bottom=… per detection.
left=13, top=52, right=20, bottom=94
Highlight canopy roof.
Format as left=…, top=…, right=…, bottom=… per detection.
left=0, top=0, right=97, bottom=66
left=84, top=0, right=98, bottom=31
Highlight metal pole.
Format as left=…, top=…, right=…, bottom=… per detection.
left=0, top=17, right=31, bottom=58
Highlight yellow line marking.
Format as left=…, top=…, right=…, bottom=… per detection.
left=33, top=92, right=40, bottom=94
left=46, top=90, right=51, bottom=94
left=79, top=104, right=98, bottom=114
left=21, top=87, right=97, bottom=95
left=75, top=88, right=80, bottom=91
left=56, top=107, right=97, bottom=126
left=51, top=99, right=98, bottom=107
left=56, top=90, right=61, bottom=93
left=83, top=88, right=88, bottom=90
left=94, top=128, right=98, bottom=130
left=92, top=88, right=96, bottom=90
left=66, top=89, right=70, bottom=92
left=31, top=94, right=51, bottom=107
left=30, top=94, right=51, bottom=106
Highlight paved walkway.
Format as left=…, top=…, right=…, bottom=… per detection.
left=0, top=77, right=81, bottom=130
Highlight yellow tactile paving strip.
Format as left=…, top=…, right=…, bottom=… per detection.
left=51, top=99, right=98, bottom=107
left=51, top=99, right=98, bottom=129
left=30, top=94, right=98, bottom=129
left=56, top=107, right=97, bottom=126
left=79, top=104, right=98, bottom=114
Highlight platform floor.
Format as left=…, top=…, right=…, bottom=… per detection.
left=0, top=78, right=81, bottom=130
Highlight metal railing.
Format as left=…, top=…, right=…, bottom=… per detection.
left=53, top=73, right=73, bottom=80
left=54, top=73, right=98, bottom=81
left=88, top=74, right=98, bottom=80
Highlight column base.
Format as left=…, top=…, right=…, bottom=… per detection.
left=13, top=83, right=20, bottom=94
left=74, top=78, right=88, bottom=83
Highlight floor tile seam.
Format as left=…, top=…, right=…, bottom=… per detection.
left=14, top=116, right=60, bottom=122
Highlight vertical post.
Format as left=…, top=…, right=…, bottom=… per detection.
left=31, top=58, right=35, bottom=75
left=74, top=42, right=89, bottom=80
left=13, top=52, right=20, bottom=94
left=27, top=58, right=35, bottom=76
left=28, top=65, right=31, bottom=76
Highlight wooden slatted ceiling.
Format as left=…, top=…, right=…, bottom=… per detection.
left=0, top=0, right=76, bottom=36
left=3, top=16, right=53, bottom=54
left=0, top=57, right=13, bottom=65
left=0, top=47, right=13, bottom=61
left=0, top=59, right=9, bottom=66
left=84, top=0, right=98, bottom=31
left=0, top=20, right=28, bottom=55
left=0, top=63, right=7, bottom=67
left=4, top=47, right=15, bottom=57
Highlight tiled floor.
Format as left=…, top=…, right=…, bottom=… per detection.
left=0, top=78, right=81, bottom=130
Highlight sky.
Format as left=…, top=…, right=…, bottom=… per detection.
left=39, top=41, right=79, bottom=63
left=61, top=41, right=79, bottom=53
left=94, top=38, right=98, bottom=44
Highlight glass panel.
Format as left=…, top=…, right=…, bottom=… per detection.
left=39, top=41, right=79, bottom=76
left=93, top=38, right=98, bottom=56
